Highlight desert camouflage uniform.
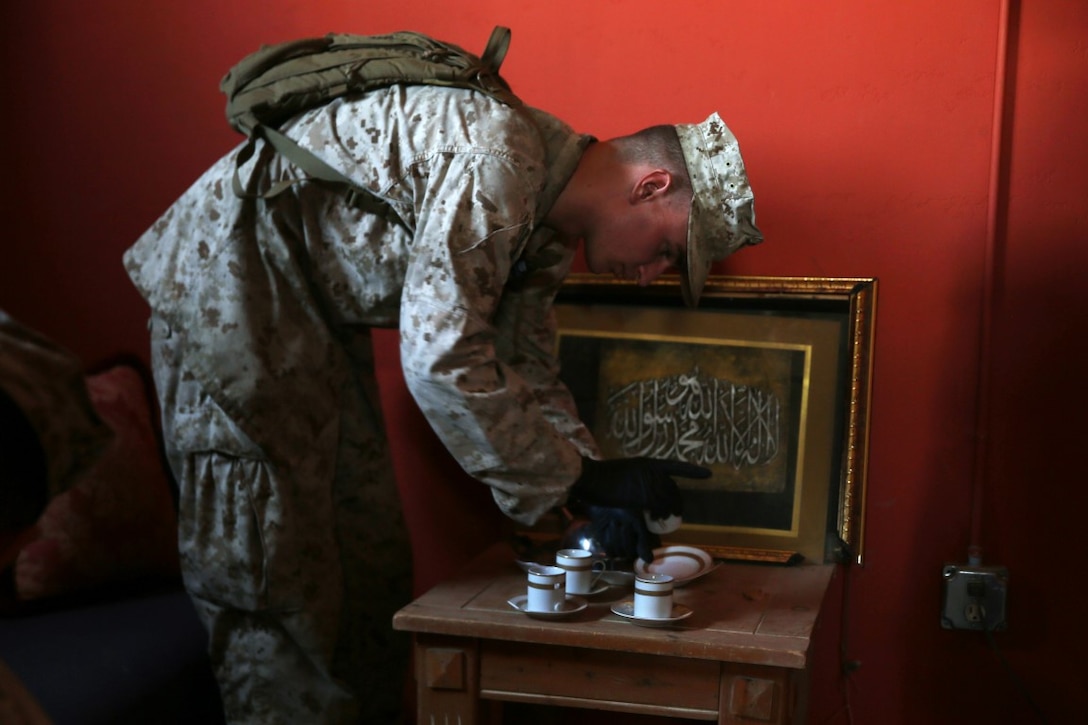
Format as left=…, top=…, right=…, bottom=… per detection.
left=123, top=84, right=599, bottom=724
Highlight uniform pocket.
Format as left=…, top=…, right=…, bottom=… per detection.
left=177, top=451, right=278, bottom=611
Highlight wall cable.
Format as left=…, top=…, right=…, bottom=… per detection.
left=971, top=3, right=1048, bottom=720
left=968, top=0, right=1013, bottom=567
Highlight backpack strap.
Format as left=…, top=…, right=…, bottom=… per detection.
left=231, top=125, right=409, bottom=230
left=227, top=25, right=518, bottom=230
left=480, top=26, right=512, bottom=73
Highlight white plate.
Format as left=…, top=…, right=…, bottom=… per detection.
left=610, top=600, right=694, bottom=627
left=634, top=545, right=717, bottom=586
left=507, top=594, right=588, bottom=620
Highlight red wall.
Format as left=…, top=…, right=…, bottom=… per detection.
left=3, top=1, right=1085, bottom=722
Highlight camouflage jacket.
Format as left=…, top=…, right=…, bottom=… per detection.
left=123, top=85, right=598, bottom=524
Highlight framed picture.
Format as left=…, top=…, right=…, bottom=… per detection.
left=554, top=274, right=877, bottom=565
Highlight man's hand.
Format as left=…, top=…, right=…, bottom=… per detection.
left=586, top=506, right=660, bottom=564
left=571, top=456, right=710, bottom=520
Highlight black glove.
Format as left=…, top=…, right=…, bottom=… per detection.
left=586, top=506, right=661, bottom=564
left=571, top=456, right=710, bottom=521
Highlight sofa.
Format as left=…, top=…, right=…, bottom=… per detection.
left=0, top=311, right=224, bottom=724
left=0, top=581, right=223, bottom=724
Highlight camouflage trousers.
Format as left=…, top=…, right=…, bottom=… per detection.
left=151, top=318, right=412, bottom=724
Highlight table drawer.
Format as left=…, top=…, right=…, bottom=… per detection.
left=480, top=640, right=720, bottom=715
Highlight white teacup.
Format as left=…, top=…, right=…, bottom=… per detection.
left=526, top=564, right=566, bottom=612
left=633, top=573, right=674, bottom=619
left=555, top=548, right=605, bottom=595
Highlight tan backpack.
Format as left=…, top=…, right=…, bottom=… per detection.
left=220, top=26, right=521, bottom=226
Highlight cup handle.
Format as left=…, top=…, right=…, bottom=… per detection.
left=589, top=560, right=607, bottom=587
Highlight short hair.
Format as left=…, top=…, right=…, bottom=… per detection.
left=613, top=125, right=691, bottom=197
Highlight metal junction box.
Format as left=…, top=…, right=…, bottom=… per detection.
left=941, top=564, right=1008, bottom=631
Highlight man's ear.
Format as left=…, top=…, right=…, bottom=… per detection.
left=630, top=170, right=673, bottom=204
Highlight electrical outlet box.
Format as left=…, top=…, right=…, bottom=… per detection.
left=941, top=564, right=1008, bottom=631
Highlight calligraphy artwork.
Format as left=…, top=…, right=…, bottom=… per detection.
left=595, top=336, right=803, bottom=495
left=559, top=332, right=807, bottom=531
left=605, top=367, right=781, bottom=468
left=550, top=274, right=877, bottom=565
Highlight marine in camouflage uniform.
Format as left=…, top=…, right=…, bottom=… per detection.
left=123, top=84, right=600, bottom=724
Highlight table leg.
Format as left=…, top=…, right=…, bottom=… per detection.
left=414, top=634, right=486, bottom=724
left=718, top=662, right=804, bottom=724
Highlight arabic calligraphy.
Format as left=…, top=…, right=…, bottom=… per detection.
left=604, top=366, right=781, bottom=469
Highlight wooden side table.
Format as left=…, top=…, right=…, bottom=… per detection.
left=393, top=543, right=836, bottom=724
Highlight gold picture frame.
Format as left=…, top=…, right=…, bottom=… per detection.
left=554, top=274, right=877, bottom=565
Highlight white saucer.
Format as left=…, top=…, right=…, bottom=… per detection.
left=610, top=600, right=694, bottom=627
left=634, top=545, right=718, bottom=586
left=507, top=594, right=588, bottom=620
left=567, top=581, right=611, bottom=597
left=598, top=570, right=635, bottom=588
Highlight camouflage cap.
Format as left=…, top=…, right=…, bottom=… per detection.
left=674, top=112, right=763, bottom=306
